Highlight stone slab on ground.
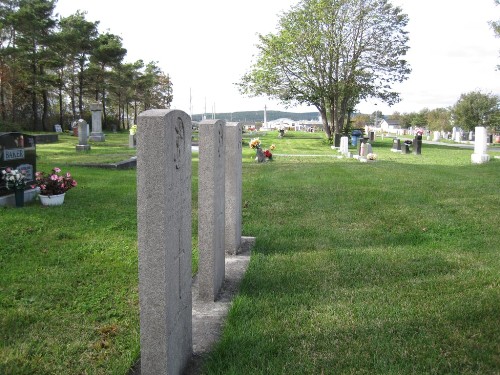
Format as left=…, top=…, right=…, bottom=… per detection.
left=129, top=236, right=254, bottom=375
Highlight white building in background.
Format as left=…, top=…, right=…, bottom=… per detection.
left=265, top=118, right=322, bottom=132
left=379, top=119, right=401, bottom=133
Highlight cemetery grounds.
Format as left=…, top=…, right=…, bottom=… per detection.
left=1, top=131, right=499, bottom=374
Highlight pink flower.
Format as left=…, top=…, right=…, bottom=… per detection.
left=50, top=174, right=58, bottom=181
left=54, top=167, right=61, bottom=173
left=66, top=172, right=71, bottom=178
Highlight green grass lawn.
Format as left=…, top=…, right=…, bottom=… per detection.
left=1, top=131, right=499, bottom=374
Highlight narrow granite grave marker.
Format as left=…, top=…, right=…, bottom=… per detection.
left=76, top=119, right=91, bottom=152
left=137, top=109, right=192, bottom=375
left=225, top=122, right=243, bottom=255
left=89, top=103, right=105, bottom=142
left=198, top=119, right=226, bottom=301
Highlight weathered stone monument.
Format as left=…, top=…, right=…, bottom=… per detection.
left=75, top=119, right=91, bottom=151
left=89, top=103, right=105, bottom=142
left=198, top=119, right=226, bottom=301
left=471, top=126, right=490, bottom=164
left=391, top=138, right=401, bottom=152
left=256, top=147, right=266, bottom=162
left=225, top=122, right=243, bottom=255
left=433, top=131, right=441, bottom=142
left=339, top=136, right=349, bottom=156
left=136, top=109, right=192, bottom=375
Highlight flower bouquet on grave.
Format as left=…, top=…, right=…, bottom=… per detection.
left=1, top=167, right=27, bottom=191
left=31, top=168, right=77, bottom=206
left=367, top=153, right=377, bottom=161
left=2, top=167, right=27, bottom=207
left=249, top=138, right=276, bottom=162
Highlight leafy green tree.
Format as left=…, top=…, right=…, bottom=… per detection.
left=0, top=1, right=18, bottom=122
left=452, top=91, right=500, bottom=131
left=88, top=32, right=126, bottom=128
left=239, top=0, right=410, bottom=138
left=426, top=107, right=451, bottom=131
left=11, top=0, right=57, bottom=130
left=58, top=11, right=99, bottom=120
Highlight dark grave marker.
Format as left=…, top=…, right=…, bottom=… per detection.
left=0, top=132, right=36, bottom=196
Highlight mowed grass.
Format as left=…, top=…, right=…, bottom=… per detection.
left=1, top=130, right=499, bottom=374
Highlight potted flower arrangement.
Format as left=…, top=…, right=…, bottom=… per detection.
left=249, top=138, right=276, bottom=162
left=31, top=167, right=77, bottom=206
left=1, top=167, right=27, bottom=207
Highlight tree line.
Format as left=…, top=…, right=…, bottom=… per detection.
left=239, top=0, right=500, bottom=139
left=354, top=91, right=500, bottom=132
left=0, top=0, right=173, bottom=132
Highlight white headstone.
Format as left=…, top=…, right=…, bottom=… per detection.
left=471, top=126, right=490, bottom=164
left=339, top=136, right=349, bottom=155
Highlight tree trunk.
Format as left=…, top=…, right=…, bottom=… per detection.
left=318, top=106, right=331, bottom=139
left=134, top=100, right=138, bottom=125
left=58, top=83, right=64, bottom=127
left=78, top=60, right=84, bottom=118
left=0, top=59, right=6, bottom=121
left=101, top=94, right=107, bottom=129
left=42, top=89, right=49, bottom=131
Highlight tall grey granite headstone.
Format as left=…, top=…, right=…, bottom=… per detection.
left=75, top=119, right=91, bottom=151
left=471, top=126, right=490, bottom=164
left=89, top=103, right=105, bottom=142
left=198, top=119, right=225, bottom=301
left=136, top=109, right=192, bottom=375
left=225, top=122, right=242, bottom=255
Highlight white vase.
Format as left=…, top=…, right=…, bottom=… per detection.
left=39, top=193, right=65, bottom=206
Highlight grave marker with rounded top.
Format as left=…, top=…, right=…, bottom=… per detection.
left=471, top=126, right=490, bottom=164
left=225, top=122, right=243, bottom=255
left=136, top=109, right=192, bottom=375
left=75, top=119, right=91, bottom=151
left=89, top=103, right=105, bottom=142
left=198, top=119, right=226, bottom=301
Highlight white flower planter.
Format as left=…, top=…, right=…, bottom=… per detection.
left=39, top=193, right=65, bottom=206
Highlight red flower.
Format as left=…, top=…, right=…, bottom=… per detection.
left=264, top=150, right=272, bottom=158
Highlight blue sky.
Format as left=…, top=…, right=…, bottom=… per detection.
left=55, top=0, right=500, bottom=116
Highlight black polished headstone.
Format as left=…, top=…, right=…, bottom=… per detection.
left=0, top=132, right=36, bottom=196
left=413, top=135, right=422, bottom=155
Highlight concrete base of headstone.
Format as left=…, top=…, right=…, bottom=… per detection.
left=0, top=187, right=39, bottom=207
left=471, top=154, right=491, bottom=164
left=76, top=144, right=91, bottom=152
left=89, top=132, right=105, bottom=142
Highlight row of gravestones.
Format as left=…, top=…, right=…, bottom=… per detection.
left=136, top=109, right=244, bottom=374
